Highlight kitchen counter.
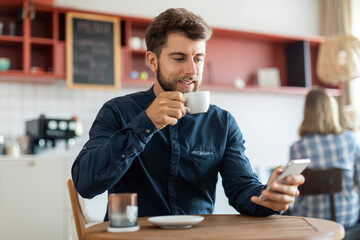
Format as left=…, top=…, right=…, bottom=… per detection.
left=0, top=154, right=76, bottom=240
left=0, top=154, right=76, bottom=161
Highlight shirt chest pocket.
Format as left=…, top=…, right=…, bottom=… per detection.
left=191, top=147, right=217, bottom=158
left=185, top=146, right=221, bottom=167
left=180, top=146, right=221, bottom=182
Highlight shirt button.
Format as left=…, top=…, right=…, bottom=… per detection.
left=122, top=154, right=125, bottom=158
left=145, top=129, right=150, bottom=134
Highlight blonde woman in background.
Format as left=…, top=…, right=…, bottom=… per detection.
left=290, top=87, right=360, bottom=227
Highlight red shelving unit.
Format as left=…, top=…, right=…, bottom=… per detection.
left=0, top=1, right=340, bottom=95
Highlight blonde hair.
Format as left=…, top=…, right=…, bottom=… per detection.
left=299, top=87, right=343, bottom=137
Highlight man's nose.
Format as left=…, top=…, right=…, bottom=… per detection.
left=184, top=59, right=197, bottom=76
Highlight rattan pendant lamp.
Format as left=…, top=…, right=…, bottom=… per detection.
left=317, top=35, right=360, bottom=85
left=316, top=0, right=360, bottom=129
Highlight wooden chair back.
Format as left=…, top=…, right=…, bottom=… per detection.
left=67, top=179, right=86, bottom=240
left=298, top=168, right=343, bottom=221
left=297, top=168, right=360, bottom=239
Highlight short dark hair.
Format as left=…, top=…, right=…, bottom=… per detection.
left=145, top=8, right=212, bottom=57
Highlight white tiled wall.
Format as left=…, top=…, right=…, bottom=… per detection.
left=0, top=81, right=148, bottom=155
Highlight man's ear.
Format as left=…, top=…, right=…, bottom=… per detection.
left=145, top=51, right=158, bottom=73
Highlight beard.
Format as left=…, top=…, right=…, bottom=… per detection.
left=157, top=63, right=201, bottom=93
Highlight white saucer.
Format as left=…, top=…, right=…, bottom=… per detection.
left=107, top=225, right=140, bottom=232
left=148, top=215, right=204, bottom=229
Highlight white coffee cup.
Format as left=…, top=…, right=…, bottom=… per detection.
left=184, top=91, right=210, bottom=114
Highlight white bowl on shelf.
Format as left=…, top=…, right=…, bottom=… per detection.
left=0, top=58, right=11, bottom=71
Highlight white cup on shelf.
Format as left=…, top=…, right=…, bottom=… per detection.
left=129, top=37, right=142, bottom=50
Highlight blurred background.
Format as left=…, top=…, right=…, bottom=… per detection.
left=0, top=0, right=359, bottom=239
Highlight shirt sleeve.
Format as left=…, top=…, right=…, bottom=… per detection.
left=72, top=103, right=158, bottom=198
left=220, top=113, right=278, bottom=216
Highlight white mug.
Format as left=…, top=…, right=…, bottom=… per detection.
left=184, top=91, right=210, bottom=114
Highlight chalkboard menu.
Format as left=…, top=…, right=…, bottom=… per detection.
left=66, top=12, right=120, bottom=89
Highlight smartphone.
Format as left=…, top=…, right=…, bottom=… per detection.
left=259, top=158, right=311, bottom=201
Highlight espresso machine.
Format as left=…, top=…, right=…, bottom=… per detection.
left=25, top=114, right=82, bottom=154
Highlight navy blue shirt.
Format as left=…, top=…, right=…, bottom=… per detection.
left=72, top=86, right=276, bottom=219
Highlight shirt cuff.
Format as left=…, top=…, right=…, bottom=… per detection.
left=128, top=111, right=158, bottom=142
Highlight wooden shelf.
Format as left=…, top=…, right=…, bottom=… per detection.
left=0, top=71, right=55, bottom=77
left=0, top=35, right=24, bottom=42
left=117, top=79, right=341, bottom=96
left=0, top=69, right=24, bottom=75
left=30, top=37, right=54, bottom=44
left=202, top=85, right=340, bottom=96
left=0, top=73, right=61, bottom=84
left=130, top=49, right=147, bottom=55
left=29, top=72, right=56, bottom=77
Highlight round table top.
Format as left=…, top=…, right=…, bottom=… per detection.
left=84, top=214, right=345, bottom=240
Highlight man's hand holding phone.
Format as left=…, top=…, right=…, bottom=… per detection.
left=251, top=159, right=310, bottom=212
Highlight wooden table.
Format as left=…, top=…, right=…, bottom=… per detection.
left=84, top=214, right=345, bottom=240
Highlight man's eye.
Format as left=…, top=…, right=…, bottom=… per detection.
left=195, top=58, right=204, bottom=62
left=174, top=58, right=184, bottom=61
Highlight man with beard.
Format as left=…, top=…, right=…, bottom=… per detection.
left=72, top=8, right=304, bottom=220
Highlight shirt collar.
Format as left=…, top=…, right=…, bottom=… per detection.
left=146, top=85, right=156, bottom=100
